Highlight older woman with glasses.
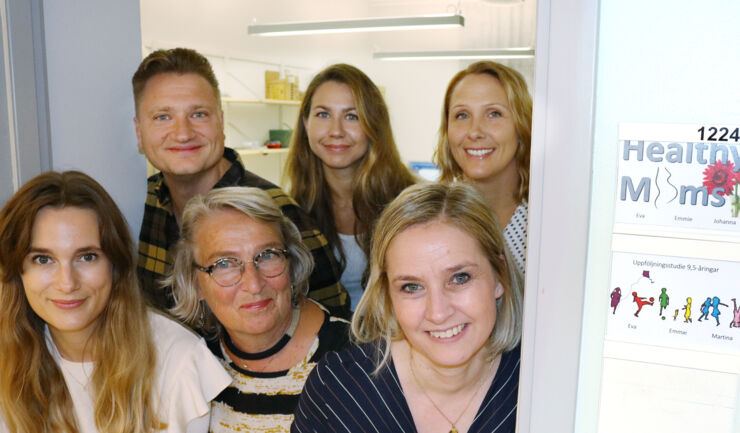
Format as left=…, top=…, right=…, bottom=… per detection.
left=169, top=186, right=350, bottom=433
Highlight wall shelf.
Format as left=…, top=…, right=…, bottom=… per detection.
left=223, top=97, right=301, bottom=106
left=236, top=148, right=290, bottom=187
left=222, top=97, right=299, bottom=148
left=236, top=147, right=289, bottom=155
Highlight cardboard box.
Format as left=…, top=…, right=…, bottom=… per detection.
left=268, top=80, right=287, bottom=100
left=265, top=70, right=301, bottom=101
left=265, top=70, right=280, bottom=99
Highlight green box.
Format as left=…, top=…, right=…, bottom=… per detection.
left=269, top=129, right=293, bottom=148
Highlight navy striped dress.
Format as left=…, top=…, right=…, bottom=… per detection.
left=291, top=343, right=520, bottom=433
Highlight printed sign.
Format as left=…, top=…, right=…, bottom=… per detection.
left=606, top=251, right=740, bottom=353
left=615, top=123, right=740, bottom=237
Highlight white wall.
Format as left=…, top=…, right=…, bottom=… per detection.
left=578, top=1, right=740, bottom=431
left=43, top=1, right=145, bottom=237
left=139, top=0, right=536, bottom=165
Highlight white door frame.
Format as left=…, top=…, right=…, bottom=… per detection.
left=517, top=0, right=601, bottom=431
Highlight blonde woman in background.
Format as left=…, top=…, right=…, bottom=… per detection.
left=286, top=64, right=417, bottom=311
left=435, top=61, right=532, bottom=275
left=292, top=182, right=522, bottom=433
left=0, top=171, right=229, bottom=433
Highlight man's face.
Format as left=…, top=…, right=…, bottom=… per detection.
left=135, top=73, right=225, bottom=179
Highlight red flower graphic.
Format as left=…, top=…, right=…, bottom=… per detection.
left=703, top=160, right=737, bottom=196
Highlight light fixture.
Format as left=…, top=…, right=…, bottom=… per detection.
left=373, top=47, right=534, bottom=61
left=247, top=14, right=464, bottom=37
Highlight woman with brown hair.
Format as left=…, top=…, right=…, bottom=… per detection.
left=285, top=63, right=417, bottom=310
left=435, top=61, right=532, bottom=275
left=0, top=171, right=229, bottom=433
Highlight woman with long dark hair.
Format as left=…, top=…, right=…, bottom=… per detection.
left=285, top=64, right=417, bottom=310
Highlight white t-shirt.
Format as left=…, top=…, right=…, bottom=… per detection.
left=337, top=232, right=368, bottom=311
left=42, top=311, right=230, bottom=433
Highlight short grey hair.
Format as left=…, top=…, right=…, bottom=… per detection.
left=167, top=187, right=314, bottom=336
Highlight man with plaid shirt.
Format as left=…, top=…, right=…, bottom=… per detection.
left=132, top=48, right=348, bottom=317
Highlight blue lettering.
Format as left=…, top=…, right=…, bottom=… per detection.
left=665, top=143, right=683, bottom=163
left=680, top=185, right=709, bottom=206
left=646, top=142, right=664, bottom=162
left=711, top=188, right=726, bottom=207
left=710, top=143, right=729, bottom=166
left=621, top=176, right=651, bottom=202
left=623, top=140, right=644, bottom=161
left=695, top=142, right=708, bottom=164
left=731, top=145, right=740, bottom=172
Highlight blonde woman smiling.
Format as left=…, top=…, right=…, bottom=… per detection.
left=435, top=61, right=532, bottom=275
left=292, top=183, right=522, bottom=433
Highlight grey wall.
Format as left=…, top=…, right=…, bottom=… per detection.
left=42, top=0, right=146, bottom=237
left=1, top=2, right=12, bottom=204
left=1, top=0, right=49, bottom=204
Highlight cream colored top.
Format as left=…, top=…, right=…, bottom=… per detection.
left=47, top=312, right=231, bottom=433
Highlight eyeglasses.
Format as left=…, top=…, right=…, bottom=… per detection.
left=195, top=248, right=289, bottom=287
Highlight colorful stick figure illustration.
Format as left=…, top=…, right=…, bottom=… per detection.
left=632, top=292, right=654, bottom=317
left=610, top=287, right=622, bottom=314
left=642, top=270, right=654, bottom=282
left=698, top=297, right=712, bottom=322
left=658, top=288, right=669, bottom=316
left=711, top=297, right=728, bottom=326
left=730, top=299, right=740, bottom=328
left=682, top=297, right=692, bottom=323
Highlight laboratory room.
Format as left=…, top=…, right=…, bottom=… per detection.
left=3, top=0, right=740, bottom=432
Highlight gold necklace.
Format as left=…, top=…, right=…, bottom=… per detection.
left=408, top=349, right=489, bottom=433
left=59, top=359, right=91, bottom=390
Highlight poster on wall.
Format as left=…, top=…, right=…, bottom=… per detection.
left=615, top=123, right=740, bottom=239
left=606, top=251, right=740, bottom=353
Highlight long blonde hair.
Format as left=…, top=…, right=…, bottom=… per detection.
left=0, top=171, right=163, bottom=432
left=434, top=61, right=532, bottom=204
left=285, top=64, right=417, bottom=271
left=352, top=182, right=523, bottom=372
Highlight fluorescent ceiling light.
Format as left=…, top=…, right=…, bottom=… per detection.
left=248, top=14, right=464, bottom=36
left=373, top=48, right=535, bottom=61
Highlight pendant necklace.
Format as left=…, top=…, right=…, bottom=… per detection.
left=59, top=359, right=92, bottom=391
left=223, top=306, right=301, bottom=369
left=409, top=349, right=490, bottom=433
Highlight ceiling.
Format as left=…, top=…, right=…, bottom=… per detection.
left=141, top=0, right=537, bottom=66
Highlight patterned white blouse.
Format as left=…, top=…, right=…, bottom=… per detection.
left=503, top=200, right=528, bottom=276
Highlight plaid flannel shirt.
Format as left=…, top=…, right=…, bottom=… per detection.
left=137, top=147, right=349, bottom=317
